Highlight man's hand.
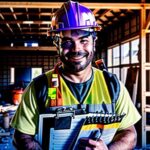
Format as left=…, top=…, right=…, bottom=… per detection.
left=78, top=138, right=108, bottom=150
left=77, top=125, right=137, bottom=150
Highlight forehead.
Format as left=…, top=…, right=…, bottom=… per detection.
left=61, top=29, right=91, bottom=38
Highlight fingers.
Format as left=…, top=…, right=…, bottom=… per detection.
left=79, top=137, right=97, bottom=146
left=78, top=138, right=108, bottom=150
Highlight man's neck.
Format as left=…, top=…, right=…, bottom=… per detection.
left=61, top=64, right=93, bottom=83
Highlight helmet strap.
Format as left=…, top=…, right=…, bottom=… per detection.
left=92, top=33, right=97, bottom=52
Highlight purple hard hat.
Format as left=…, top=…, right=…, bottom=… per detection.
left=49, top=0, right=101, bottom=32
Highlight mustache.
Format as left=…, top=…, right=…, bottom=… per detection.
left=65, top=51, right=88, bottom=58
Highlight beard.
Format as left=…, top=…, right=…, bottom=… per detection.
left=60, top=50, right=94, bottom=73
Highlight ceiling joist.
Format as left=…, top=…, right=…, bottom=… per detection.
left=0, top=20, right=51, bottom=24
left=145, top=11, right=150, bottom=30
left=0, top=2, right=150, bottom=9
left=0, top=46, right=57, bottom=51
left=0, top=12, right=53, bottom=16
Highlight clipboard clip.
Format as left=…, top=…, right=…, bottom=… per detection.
left=54, top=107, right=75, bottom=130
left=55, top=107, right=75, bottom=119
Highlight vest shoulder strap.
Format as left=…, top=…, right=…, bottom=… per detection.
left=95, top=59, right=120, bottom=103
left=103, top=70, right=120, bottom=103
left=33, top=73, right=48, bottom=114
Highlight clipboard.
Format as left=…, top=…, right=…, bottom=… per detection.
left=37, top=113, right=125, bottom=150
left=37, top=113, right=87, bottom=150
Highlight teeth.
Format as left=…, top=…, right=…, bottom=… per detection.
left=72, top=56, right=84, bottom=60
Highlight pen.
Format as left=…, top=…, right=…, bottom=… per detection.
left=91, top=129, right=103, bottom=141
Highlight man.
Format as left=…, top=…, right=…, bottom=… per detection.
left=11, top=1, right=141, bottom=150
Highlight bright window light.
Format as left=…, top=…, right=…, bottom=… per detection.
left=121, top=42, right=129, bottom=64
left=107, top=48, right=112, bottom=67
left=32, top=43, right=38, bottom=47
left=11, top=43, right=14, bottom=47
left=32, top=68, right=42, bottom=79
left=131, top=39, right=139, bottom=63
left=10, top=67, right=15, bottom=84
left=113, top=46, right=120, bottom=66
left=24, top=42, right=39, bottom=47
left=24, top=43, right=27, bottom=47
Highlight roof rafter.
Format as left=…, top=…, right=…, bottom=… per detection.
left=0, top=20, right=51, bottom=24
left=0, top=46, right=57, bottom=51
left=0, top=2, right=150, bottom=9
left=145, top=10, right=150, bottom=30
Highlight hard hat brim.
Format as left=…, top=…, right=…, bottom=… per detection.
left=49, top=25, right=102, bottom=33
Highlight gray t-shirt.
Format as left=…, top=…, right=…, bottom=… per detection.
left=63, top=72, right=93, bottom=103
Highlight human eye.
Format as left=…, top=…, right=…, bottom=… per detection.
left=61, top=40, right=74, bottom=49
left=80, top=38, right=89, bottom=45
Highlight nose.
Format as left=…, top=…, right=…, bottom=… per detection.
left=73, top=41, right=82, bottom=52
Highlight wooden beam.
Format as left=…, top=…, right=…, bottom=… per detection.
left=98, top=9, right=112, bottom=18
left=0, top=20, right=51, bottom=24
left=0, top=13, right=5, bottom=20
left=93, top=9, right=100, bottom=15
left=1, top=12, right=53, bottom=16
left=6, top=23, right=13, bottom=33
left=0, top=2, right=63, bottom=9
left=145, top=11, right=150, bottom=30
left=17, top=32, right=47, bottom=35
left=140, top=4, right=147, bottom=148
left=0, top=2, right=150, bottom=10
left=0, top=31, right=47, bottom=35
left=23, top=32, right=47, bottom=35
left=145, top=29, right=150, bottom=33
left=0, top=46, right=57, bottom=51
left=1, top=27, right=49, bottom=30
left=82, top=3, right=150, bottom=9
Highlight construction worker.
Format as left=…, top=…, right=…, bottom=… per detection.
left=11, top=1, right=141, bottom=150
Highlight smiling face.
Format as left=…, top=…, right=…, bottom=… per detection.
left=58, top=29, right=96, bottom=73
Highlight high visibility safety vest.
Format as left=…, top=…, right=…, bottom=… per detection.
left=34, top=62, right=123, bottom=146
left=33, top=62, right=120, bottom=114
